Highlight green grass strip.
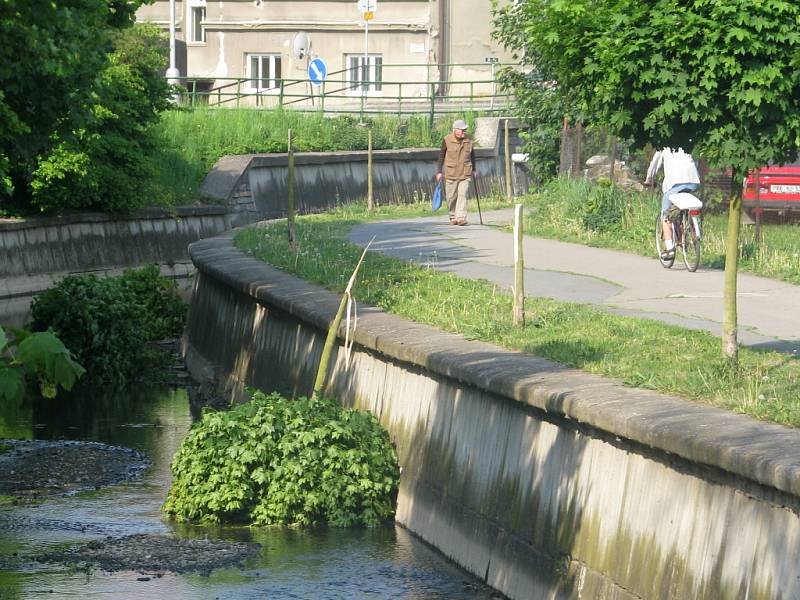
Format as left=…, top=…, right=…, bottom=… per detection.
left=235, top=202, right=800, bottom=429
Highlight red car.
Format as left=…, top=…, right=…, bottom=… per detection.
left=743, top=159, right=800, bottom=214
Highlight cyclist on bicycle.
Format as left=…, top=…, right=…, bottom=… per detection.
left=645, top=147, right=701, bottom=260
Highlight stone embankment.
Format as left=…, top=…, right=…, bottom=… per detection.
left=182, top=230, right=800, bottom=600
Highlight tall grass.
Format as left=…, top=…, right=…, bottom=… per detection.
left=149, top=108, right=464, bottom=206
left=235, top=209, right=800, bottom=428
left=523, top=177, right=800, bottom=284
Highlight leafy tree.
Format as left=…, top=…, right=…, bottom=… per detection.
left=0, top=0, right=150, bottom=209
left=30, top=23, right=171, bottom=212
left=496, top=70, right=574, bottom=184
left=494, top=0, right=800, bottom=362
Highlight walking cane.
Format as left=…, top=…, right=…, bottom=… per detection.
left=473, top=174, right=484, bottom=225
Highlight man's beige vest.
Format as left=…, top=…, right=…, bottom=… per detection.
left=442, top=133, right=474, bottom=180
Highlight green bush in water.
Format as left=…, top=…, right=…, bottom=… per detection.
left=164, top=391, right=400, bottom=527
left=29, top=264, right=186, bottom=384
left=116, top=265, right=187, bottom=341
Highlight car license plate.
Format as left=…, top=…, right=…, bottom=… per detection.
left=771, top=184, right=800, bottom=194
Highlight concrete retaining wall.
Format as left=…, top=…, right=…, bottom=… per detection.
left=0, top=206, right=230, bottom=326
left=201, top=117, right=530, bottom=227
left=184, top=231, right=800, bottom=600
left=245, top=148, right=507, bottom=221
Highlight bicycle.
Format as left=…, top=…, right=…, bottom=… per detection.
left=655, top=192, right=703, bottom=272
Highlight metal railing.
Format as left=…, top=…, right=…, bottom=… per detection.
left=175, top=62, right=518, bottom=124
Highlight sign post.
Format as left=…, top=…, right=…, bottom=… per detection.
left=307, top=57, right=328, bottom=86
left=485, top=57, right=499, bottom=110
left=357, top=0, right=377, bottom=94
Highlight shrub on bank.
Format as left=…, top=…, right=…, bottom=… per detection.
left=164, top=391, right=400, bottom=527
left=29, top=265, right=186, bottom=384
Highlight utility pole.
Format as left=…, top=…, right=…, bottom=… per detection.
left=166, top=0, right=180, bottom=84
left=358, top=0, right=377, bottom=96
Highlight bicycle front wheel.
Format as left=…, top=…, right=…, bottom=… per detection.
left=655, top=214, right=674, bottom=268
left=681, top=212, right=701, bottom=272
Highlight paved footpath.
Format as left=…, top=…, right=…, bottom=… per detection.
left=349, top=208, right=800, bottom=354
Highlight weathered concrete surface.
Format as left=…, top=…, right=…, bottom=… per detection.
left=0, top=206, right=230, bottom=315
left=206, top=148, right=511, bottom=227
left=199, top=117, right=531, bottom=227
left=184, top=231, right=800, bottom=600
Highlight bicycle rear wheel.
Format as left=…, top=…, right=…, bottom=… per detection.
left=681, top=212, right=701, bottom=272
left=655, top=214, right=674, bottom=268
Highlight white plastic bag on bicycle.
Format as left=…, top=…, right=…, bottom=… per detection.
left=668, top=192, right=703, bottom=210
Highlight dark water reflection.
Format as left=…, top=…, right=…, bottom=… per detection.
left=0, top=387, right=498, bottom=600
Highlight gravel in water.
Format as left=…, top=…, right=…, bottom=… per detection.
left=0, top=439, right=263, bottom=578
left=36, top=533, right=262, bottom=576
left=0, top=439, right=149, bottom=499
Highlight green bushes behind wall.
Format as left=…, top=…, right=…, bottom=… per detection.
left=29, top=265, right=186, bottom=385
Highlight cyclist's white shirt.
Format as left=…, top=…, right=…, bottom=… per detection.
left=646, top=148, right=701, bottom=192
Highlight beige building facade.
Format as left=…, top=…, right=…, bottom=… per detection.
left=136, top=0, right=514, bottom=107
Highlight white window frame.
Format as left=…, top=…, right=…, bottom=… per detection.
left=246, top=54, right=282, bottom=92
left=187, top=0, right=206, bottom=44
left=346, top=54, right=383, bottom=95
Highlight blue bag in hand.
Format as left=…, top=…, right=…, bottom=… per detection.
left=432, top=182, right=443, bottom=211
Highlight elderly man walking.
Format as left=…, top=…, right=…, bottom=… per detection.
left=436, top=119, right=477, bottom=225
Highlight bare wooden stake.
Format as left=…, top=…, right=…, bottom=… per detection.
left=312, top=237, right=375, bottom=398
left=754, top=169, right=762, bottom=245
left=512, top=203, right=525, bottom=326
left=505, top=119, right=513, bottom=201
left=287, top=129, right=297, bottom=248
left=608, top=134, right=617, bottom=184
left=722, top=170, right=741, bottom=365
left=367, top=129, right=375, bottom=212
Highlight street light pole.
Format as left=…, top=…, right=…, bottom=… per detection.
left=166, top=0, right=180, bottom=84
left=363, top=17, right=368, bottom=97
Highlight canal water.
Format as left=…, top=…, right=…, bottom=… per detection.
left=0, top=385, right=499, bottom=599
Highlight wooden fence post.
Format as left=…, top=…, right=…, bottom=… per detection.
left=312, top=239, right=374, bottom=398
left=429, top=83, right=436, bottom=131
left=608, top=134, right=617, bottom=184
left=367, top=129, right=374, bottom=212
left=505, top=119, right=513, bottom=201
left=513, top=203, right=525, bottom=326
left=573, top=121, right=583, bottom=177
left=559, top=117, right=570, bottom=176
left=754, top=169, right=762, bottom=245
left=287, top=129, right=297, bottom=248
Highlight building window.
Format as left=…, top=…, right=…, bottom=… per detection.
left=346, top=54, right=382, bottom=93
left=247, top=54, right=282, bottom=91
left=188, top=1, right=206, bottom=43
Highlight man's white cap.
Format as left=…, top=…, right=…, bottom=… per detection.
left=452, top=119, right=468, bottom=131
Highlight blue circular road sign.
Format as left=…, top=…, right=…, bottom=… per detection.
left=308, top=58, right=328, bottom=86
